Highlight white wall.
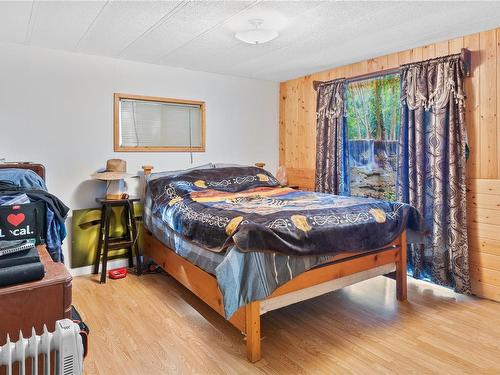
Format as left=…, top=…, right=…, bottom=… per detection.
left=0, top=42, right=279, bottom=271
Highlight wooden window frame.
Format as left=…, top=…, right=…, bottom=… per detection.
left=113, top=93, right=206, bottom=152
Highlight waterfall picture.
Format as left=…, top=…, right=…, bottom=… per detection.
left=346, top=74, right=400, bottom=200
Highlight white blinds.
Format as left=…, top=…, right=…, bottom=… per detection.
left=119, top=99, right=202, bottom=148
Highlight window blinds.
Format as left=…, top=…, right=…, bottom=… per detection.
left=119, top=99, right=202, bottom=148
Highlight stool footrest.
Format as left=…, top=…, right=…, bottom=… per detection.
left=108, top=237, right=130, bottom=244
left=107, top=240, right=134, bottom=250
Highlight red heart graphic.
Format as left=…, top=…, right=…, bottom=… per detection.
left=7, top=213, right=25, bottom=227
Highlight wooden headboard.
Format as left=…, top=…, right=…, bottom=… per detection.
left=0, top=162, right=46, bottom=181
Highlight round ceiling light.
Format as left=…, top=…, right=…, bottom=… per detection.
left=235, top=19, right=279, bottom=45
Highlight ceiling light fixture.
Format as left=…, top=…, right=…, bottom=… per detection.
left=235, top=19, right=279, bottom=45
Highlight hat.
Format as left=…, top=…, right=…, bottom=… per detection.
left=91, top=159, right=133, bottom=180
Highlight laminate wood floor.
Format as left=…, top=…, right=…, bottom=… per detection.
left=73, top=273, right=500, bottom=374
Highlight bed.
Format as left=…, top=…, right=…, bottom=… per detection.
left=141, top=164, right=422, bottom=362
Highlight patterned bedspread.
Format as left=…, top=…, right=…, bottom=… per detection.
left=146, top=166, right=423, bottom=256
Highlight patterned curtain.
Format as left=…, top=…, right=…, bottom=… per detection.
left=315, top=79, right=348, bottom=194
left=397, top=55, right=471, bottom=293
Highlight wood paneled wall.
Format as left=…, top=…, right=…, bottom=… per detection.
left=279, top=27, right=500, bottom=302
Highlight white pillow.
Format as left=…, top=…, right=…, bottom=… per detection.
left=147, top=163, right=215, bottom=181
left=212, top=163, right=251, bottom=169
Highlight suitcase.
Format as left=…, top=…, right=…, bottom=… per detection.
left=0, top=162, right=46, bottom=181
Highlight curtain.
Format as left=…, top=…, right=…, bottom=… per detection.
left=397, top=55, right=471, bottom=293
left=315, top=79, right=348, bottom=194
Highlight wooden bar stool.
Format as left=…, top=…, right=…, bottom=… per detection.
left=92, top=197, right=142, bottom=283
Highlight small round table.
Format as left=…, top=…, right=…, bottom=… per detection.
left=92, top=197, right=142, bottom=283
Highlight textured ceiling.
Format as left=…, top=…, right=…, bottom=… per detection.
left=1, top=1, right=500, bottom=82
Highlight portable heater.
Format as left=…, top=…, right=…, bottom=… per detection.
left=0, top=319, right=84, bottom=375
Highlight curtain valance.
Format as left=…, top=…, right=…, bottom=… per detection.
left=400, top=54, right=466, bottom=111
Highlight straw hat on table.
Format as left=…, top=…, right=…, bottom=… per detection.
left=91, top=159, right=133, bottom=181
left=91, top=159, right=137, bottom=200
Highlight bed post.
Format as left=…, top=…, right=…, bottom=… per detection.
left=142, top=165, right=154, bottom=197
left=142, top=165, right=154, bottom=177
left=245, top=301, right=261, bottom=362
left=396, top=230, right=407, bottom=301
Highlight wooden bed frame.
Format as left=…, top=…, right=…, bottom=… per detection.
left=141, top=165, right=407, bottom=362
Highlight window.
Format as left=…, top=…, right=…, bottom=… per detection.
left=114, top=93, right=205, bottom=152
left=346, top=74, right=400, bottom=200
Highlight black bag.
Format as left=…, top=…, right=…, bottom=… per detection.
left=0, top=201, right=45, bottom=244
left=71, top=305, right=90, bottom=358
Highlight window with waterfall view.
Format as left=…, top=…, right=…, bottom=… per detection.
left=346, top=74, right=400, bottom=200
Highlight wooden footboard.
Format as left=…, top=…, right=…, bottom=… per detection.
left=142, top=226, right=407, bottom=362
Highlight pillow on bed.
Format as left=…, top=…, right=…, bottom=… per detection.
left=147, top=163, right=215, bottom=182
left=212, top=163, right=249, bottom=169
left=150, top=165, right=280, bottom=197
left=147, top=163, right=260, bottom=181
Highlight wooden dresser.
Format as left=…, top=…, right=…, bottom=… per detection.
left=0, top=245, right=72, bottom=344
